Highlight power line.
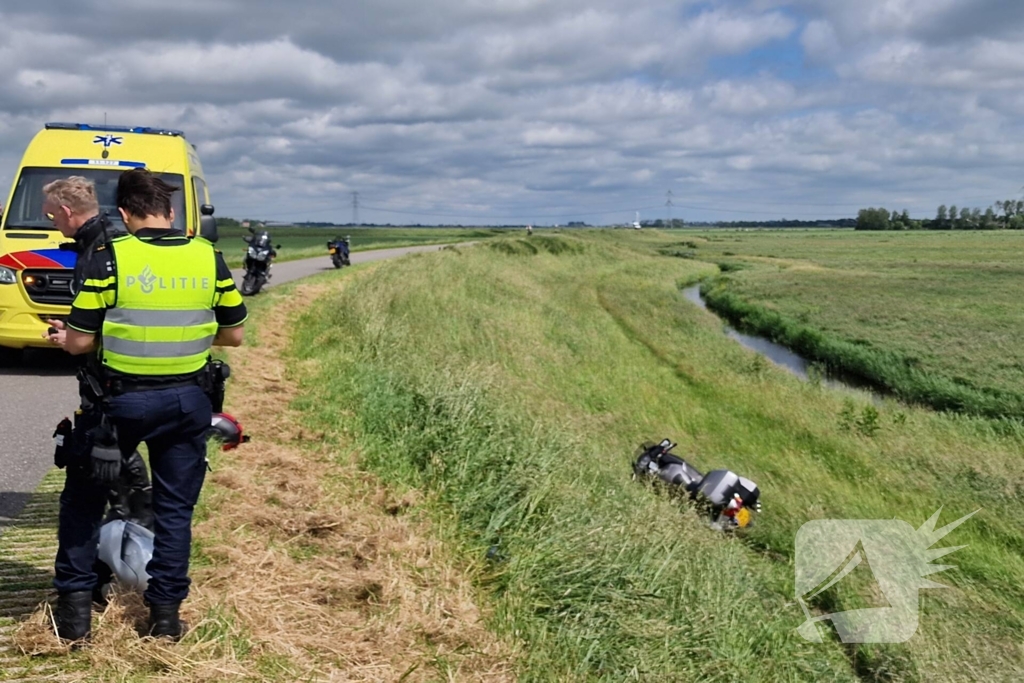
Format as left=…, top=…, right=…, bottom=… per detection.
left=354, top=193, right=1008, bottom=210
left=251, top=192, right=883, bottom=217
left=249, top=191, right=1017, bottom=222
left=358, top=201, right=850, bottom=219
left=244, top=188, right=1009, bottom=222
left=248, top=199, right=858, bottom=222
left=358, top=202, right=669, bottom=220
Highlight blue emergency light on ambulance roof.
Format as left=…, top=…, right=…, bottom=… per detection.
left=44, top=122, right=184, bottom=137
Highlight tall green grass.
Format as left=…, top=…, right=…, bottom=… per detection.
left=701, top=279, right=1024, bottom=419
left=289, top=233, right=1023, bottom=681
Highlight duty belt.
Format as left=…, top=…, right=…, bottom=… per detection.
left=107, top=376, right=202, bottom=396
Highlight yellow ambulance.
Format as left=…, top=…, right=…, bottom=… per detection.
left=0, top=122, right=217, bottom=358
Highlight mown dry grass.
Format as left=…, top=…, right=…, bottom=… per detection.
left=13, top=275, right=516, bottom=682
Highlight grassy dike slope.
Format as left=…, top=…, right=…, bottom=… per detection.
left=290, top=234, right=1023, bottom=681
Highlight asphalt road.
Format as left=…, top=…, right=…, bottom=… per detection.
left=0, top=242, right=461, bottom=528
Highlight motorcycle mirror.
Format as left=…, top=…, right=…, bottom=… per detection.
left=276, top=244, right=282, bottom=249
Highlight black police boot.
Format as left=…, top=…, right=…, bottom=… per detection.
left=54, top=591, right=93, bottom=642
left=148, top=602, right=185, bottom=640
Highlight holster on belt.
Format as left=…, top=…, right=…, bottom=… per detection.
left=199, top=359, right=231, bottom=413
left=76, top=364, right=108, bottom=404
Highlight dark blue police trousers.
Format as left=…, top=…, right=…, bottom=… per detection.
left=54, top=385, right=211, bottom=605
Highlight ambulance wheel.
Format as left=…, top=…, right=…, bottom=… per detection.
left=0, top=347, right=22, bottom=367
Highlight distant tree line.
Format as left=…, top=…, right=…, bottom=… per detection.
left=856, top=200, right=1024, bottom=230
left=215, top=216, right=242, bottom=230
left=216, top=217, right=268, bottom=229
left=684, top=218, right=856, bottom=229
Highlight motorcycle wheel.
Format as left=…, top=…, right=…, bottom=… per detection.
left=241, top=273, right=257, bottom=296
left=332, top=257, right=342, bottom=269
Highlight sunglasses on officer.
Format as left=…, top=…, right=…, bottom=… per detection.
left=45, top=205, right=71, bottom=223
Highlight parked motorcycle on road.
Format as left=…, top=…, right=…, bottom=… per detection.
left=632, top=439, right=761, bottom=530
left=328, top=236, right=351, bottom=268
left=240, top=228, right=280, bottom=296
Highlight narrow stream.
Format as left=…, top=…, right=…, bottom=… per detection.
left=682, top=285, right=881, bottom=399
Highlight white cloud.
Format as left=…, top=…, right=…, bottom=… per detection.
left=702, top=78, right=797, bottom=114
left=0, top=1, right=1021, bottom=224
left=800, top=19, right=840, bottom=63
left=850, top=38, right=1024, bottom=90
left=522, top=125, right=602, bottom=147
left=685, top=8, right=795, bottom=54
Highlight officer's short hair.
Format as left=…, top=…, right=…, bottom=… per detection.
left=42, top=177, right=99, bottom=214
left=117, top=169, right=178, bottom=219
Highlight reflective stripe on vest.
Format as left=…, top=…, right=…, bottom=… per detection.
left=105, top=308, right=217, bottom=328
left=101, top=235, right=219, bottom=376
left=103, top=336, right=217, bottom=358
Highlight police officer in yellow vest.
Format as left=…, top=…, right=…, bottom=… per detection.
left=46, top=169, right=247, bottom=642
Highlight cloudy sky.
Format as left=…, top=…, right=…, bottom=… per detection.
left=1, top=0, right=1023, bottom=225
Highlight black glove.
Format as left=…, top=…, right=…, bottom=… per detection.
left=91, top=424, right=122, bottom=486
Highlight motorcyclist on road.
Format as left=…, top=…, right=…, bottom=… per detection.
left=327, top=235, right=351, bottom=267
left=244, top=229, right=277, bottom=258
left=240, top=228, right=279, bottom=295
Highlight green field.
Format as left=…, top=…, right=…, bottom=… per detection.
left=671, top=229, right=1024, bottom=418
left=289, top=233, right=1024, bottom=681
left=217, top=224, right=506, bottom=268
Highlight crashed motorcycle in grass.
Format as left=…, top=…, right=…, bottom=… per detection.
left=328, top=236, right=351, bottom=268
left=632, top=439, right=761, bottom=530
left=94, top=413, right=249, bottom=597
left=240, top=228, right=280, bottom=296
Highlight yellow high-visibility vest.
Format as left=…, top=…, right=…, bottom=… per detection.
left=101, top=235, right=219, bottom=376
